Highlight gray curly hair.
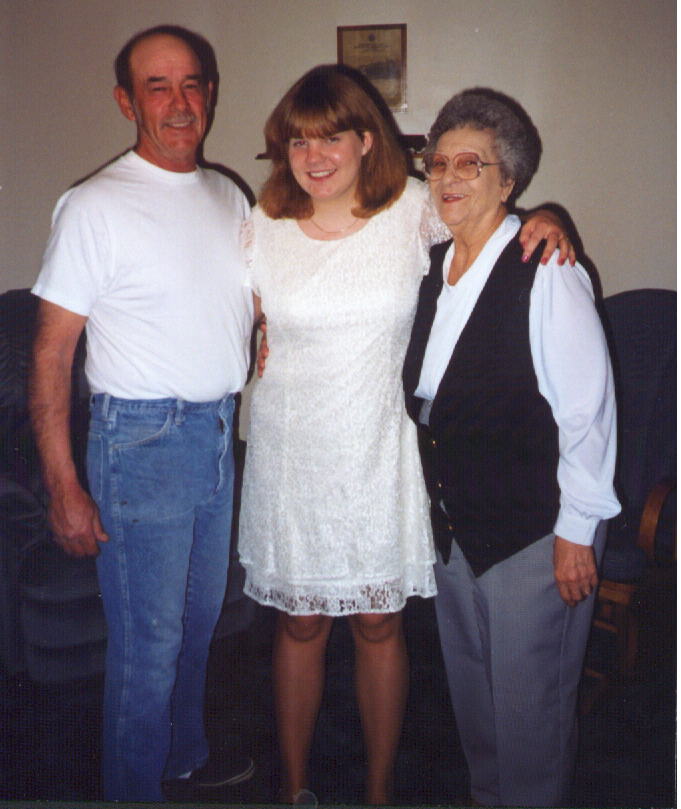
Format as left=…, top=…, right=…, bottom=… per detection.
left=425, top=88, right=542, bottom=202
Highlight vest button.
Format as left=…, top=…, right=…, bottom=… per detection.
left=437, top=481, right=442, bottom=489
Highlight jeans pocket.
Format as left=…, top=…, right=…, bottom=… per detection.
left=113, top=410, right=174, bottom=450
left=112, top=412, right=191, bottom=522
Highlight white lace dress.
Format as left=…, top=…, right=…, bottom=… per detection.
left=238, top=178, right=443, bottom=615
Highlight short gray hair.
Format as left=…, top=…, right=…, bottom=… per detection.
left=425, top=88, right=542, bottom=202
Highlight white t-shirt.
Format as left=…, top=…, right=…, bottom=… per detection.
left=33, top=150, right=253, bottom=401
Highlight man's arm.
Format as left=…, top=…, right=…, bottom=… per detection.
left=29, top=299, right=108, bottom=557
left=518, top=209, right=576, bottom=266
left=252, top=294, right=270, bottom=378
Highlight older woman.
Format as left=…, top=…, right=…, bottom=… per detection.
left=403, top=89, right=621, bottom=807
left=239, top=67, right=574, bottom=805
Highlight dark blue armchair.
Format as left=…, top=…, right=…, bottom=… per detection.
left=582, top=288, right=675, bottom=710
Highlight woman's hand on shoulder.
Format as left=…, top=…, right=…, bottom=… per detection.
left=519, top=209, right=576, bottom=267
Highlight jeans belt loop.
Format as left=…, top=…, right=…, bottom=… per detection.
left=174, top=399, right=185, bottom=426
left=101, top=393, right=111, bottom=421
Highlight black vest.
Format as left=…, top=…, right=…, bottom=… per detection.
left=404, top=235, right=560, bottom=575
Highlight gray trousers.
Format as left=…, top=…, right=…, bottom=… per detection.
left=434, top=526, right=605, bottom=807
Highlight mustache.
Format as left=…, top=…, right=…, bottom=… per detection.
left=130, top=98, right=200, bottom=128
left=163, top=115, right=197, bottom=125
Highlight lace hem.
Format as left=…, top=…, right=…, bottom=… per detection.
left=244, top=570, right=437, bottom=616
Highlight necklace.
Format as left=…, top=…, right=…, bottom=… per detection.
left=309, top=215, right=359, bottom=235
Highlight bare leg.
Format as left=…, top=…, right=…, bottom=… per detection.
left=273, top=611, right=333, bottom=802
left=348, top=611, right=408, bottom=805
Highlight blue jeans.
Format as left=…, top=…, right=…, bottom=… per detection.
left=88, top=394, right=235, bottom=802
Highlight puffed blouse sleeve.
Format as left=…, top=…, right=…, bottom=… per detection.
left=417, top=179, right=450, bottom=265
left=240, top=213, right=260, bottom=296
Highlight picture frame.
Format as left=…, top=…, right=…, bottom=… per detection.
left=337, top=23, right=407, bottom=112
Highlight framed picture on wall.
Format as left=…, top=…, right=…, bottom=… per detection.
left=337, top=24, right=407, bottom=112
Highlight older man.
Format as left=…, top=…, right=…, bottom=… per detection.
left=30, top=25, right=254, bottom=801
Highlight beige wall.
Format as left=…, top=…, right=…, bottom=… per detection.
left=2, top=0, right=676, bottom=295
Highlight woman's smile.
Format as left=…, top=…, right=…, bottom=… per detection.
left=288, top=130, right=372, bottom=205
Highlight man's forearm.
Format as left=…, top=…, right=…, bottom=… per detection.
left=29, top=301, right=106, bottom=556
left=30, top=332, right=80, bottom=497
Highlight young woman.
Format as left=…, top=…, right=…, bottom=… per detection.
left=238, top=65, right=572, bottom=805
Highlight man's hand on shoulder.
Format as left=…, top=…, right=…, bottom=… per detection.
left=257, top=317, right=269, bottom=378
left=49, top=481, right=108, bottom=557
left=553, top=535, right=597, bottom=606
left=519, top=209, right=576, bottom=266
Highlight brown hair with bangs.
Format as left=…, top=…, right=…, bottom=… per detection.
left=259, top=64, right=408, bottom=220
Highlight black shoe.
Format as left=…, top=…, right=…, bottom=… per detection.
left=293, top=788, right=319, bottom=806
left=191, top=753, right=255, bottom=788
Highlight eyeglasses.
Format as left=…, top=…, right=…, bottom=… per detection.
left=423, top=151, right=502, bottom=181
